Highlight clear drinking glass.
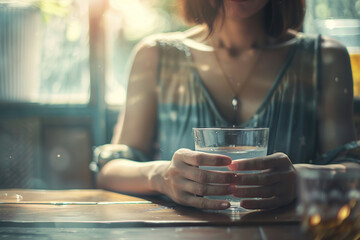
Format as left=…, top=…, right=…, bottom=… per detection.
left=193, top=127, right=269, bottom=211
left=297, top=168, right=360, bottom=240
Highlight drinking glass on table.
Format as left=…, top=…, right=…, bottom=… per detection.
left=349, top=47, right=360, bottom=97
left=193, top=127, right=269, bottom=211
left=297, top=168, right=360, bottom=240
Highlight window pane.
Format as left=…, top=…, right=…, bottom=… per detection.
left=104, top=0, right=187, bottom=106
left=0, top=0, right=90, bottom=104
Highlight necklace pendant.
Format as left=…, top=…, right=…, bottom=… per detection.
left=232, top=97, right=238, bottom=110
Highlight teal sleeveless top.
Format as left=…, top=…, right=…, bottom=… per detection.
left=154, top=33, right=360, bottom=165
left=91, top=33, right=360, bottom=173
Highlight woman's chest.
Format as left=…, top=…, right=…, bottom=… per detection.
left=193, top=49, right=290, bottom=124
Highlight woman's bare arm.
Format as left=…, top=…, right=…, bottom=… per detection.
left=297, top=36, right=359, bottom=170
left=97, top=38, right=163, bottom=194
left=318, top=37, right=356, bottom=152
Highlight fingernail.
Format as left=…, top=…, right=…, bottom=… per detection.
left=228, top=163, right=237, bottom=171
left=224, top=157, right=232, bottom=165
left=220, top=202, right=230, bottom=208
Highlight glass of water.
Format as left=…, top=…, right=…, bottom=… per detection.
left=193, top=127, right=269, bottom=211
left=297, top=168, right=360, bottom=240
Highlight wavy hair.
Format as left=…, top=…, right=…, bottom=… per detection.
left=178, top=0, right=305, bottom=38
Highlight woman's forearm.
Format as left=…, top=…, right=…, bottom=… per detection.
left=294, top=162, right=360, bottom=171
left=96, top=159, right=169, bottom=195
left=96, top=158, right=360, bottom=198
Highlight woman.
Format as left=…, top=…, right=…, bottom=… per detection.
left=92, top=0, right=360, bottom=210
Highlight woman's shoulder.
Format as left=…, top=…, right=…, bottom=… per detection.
left=320, top=35, right=349, bottom=62
left=132, top=26, right=209, bottom=64
left=131, top=30, right=192, bottom=60
left=295, top=32, right=348, bottom=53
left=137, top=26, right=207, bottom=50
left=318, top=35, right=353, bottom=95
left=291, top=32, right=352, bottom=94
left=137, top=27, right=201, bottom=47
left=130, top=31, right=187, bottom=64
left=318, top=35, right=351, bottom=79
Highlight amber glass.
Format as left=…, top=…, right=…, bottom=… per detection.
left=349, top=48, right=360, bottom=98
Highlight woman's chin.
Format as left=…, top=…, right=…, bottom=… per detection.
left=224, top=0, right=269, bottom=20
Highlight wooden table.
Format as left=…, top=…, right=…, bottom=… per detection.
left=0, top=189, right=310, bottom=239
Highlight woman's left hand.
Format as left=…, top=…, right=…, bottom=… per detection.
left=228, top=152, right=296, bottom=210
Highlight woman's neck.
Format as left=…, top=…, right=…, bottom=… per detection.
left=211, top=10, right=270, bottom=52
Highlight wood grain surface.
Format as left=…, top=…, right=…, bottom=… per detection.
left=0, top=189, right=310, bottom=240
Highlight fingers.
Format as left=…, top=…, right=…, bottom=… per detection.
left=230, top=161, right=296, bottom=210
left=181, top=163, right=236, bottom=184
left=228, top=152, right=291, bottom=171
left=233, top=170, right=295, bottom=186
left=168, top=150, right=296, bottom=210
left=233, top=179, right=296, bottom=209
left=174, top=148, right=232, bottom=167
left=174, top=177, right=233, bottom=196
left=165, top=149, right=235, bottom=210
left=232, top=168, right=296, bottom=209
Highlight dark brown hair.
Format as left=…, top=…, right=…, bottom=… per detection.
left=178, top=0, right=305, bottom=38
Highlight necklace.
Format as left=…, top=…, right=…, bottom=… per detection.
left=213, top=48, right=263, bottom=127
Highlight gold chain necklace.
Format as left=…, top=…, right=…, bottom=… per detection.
left=213, top=48, right=263, bottom=126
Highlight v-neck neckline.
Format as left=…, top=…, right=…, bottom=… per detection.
left=183, top=35, right=300, bottom=127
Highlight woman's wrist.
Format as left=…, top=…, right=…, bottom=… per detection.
left=147, top=161, right=170, bottom=195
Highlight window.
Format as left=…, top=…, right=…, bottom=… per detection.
left=0, top=0, right=90, bottom=104
left=103, top=0, right=187, bottom=106
left=0, top=0, right=186, bottom=105
left=304, top=0, right=360, bottom=98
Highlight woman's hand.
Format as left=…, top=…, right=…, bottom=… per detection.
left=228, top=152, right=296, bottom=210
left=158, top=148, right=236, bottom=210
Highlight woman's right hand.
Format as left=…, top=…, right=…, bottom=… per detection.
left=157, top=148, right=236, bottom=210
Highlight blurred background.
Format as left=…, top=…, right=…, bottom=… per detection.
left=0, top=0, right=359, bottom=189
